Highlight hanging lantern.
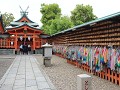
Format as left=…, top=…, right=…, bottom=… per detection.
left=28, top=36, right=30, bottom=41
left=20, top=36, right=23, bottom=41
left=11, top=41, right=13, bottom=45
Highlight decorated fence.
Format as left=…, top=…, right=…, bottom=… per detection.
left=53, top=45, right=120, bottom=85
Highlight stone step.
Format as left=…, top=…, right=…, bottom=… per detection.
left=0, top=49, right=14, bottom=55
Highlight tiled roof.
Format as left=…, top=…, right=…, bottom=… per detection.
left=51, top=11, right=120, bottom=36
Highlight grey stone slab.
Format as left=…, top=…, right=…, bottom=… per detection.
left=13, top=87, right=25, bottom=90
left=26, top=65, right=32, bottom=67
left=26, top=67, right=32, bottom=69
left=13, top=64, right=19, bottom=67
left=13, top=85, right=25, bottom=89
left=1, top=74, right=7, bottom=79
left=18, top=68, right=25, bottom=70
left=34, top=70, right=43, bottom=74
left=26, top=69, right=33, bottom=72
left=13, top=63, right=19, bottom=65
left=37, top=82, right=50, bottom=90
left=26, top=79, right=37, bottom=87
left=32, top=66, right=38, bottom=68
left=25, top=63, right=31, bottom=66
left=10, top=68, right=18, bottom=71
left=19, top=65, right=25, bottom=67
left=26, top=62, right=31, bottom=64
left=26, top=75, right=35, bottom=79
left=33, top=68, right=41, bottom=71
left=20, top=62, right=25, bottom=64
left=0, top=77, right=6, bottom=85
left=16, top=75, right=25, bottom=80
left=34, top=73, right=44, bottom=77
left=9, top=70, right=18, bottom=74
left=6, top=74, right=16, bottom=78
left=0, top=85, right=13, bottom=90
left=3, top=78, right=15, bottom=85
left=31, top=63, right=37, bottom=66
left=14, top=79, right=25, bottom=86
left=36, top=77, right=46, bottom=82
left=26, top=68, right=32, bottom=70
left=17, top=72, right=25, bottom=75
left=31, top=63, right=37, bottom=65
left=9, top=68, right=18, bottom=74
left=0, top=86, right=12, bottom=90
left=17, top=70, right=25, bottom=73
left=26, top=86, right=38, bottom=90
left=26, top=72, right=34, bottom=75
left=14, top=62, right=20, bottom=64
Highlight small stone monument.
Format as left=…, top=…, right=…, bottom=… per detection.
left=42, top=43, right=53, bottom=67
left=77, top=74, right=92, bottom=90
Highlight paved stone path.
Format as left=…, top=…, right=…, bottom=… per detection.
left=0, top=55, right=56, bottom=90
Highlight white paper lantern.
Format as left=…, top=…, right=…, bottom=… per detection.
left=28, top=36, right=30, bottom=41
left=20, top=36, right=23, bottom=41
left=11, top=41, right=13, bottom=45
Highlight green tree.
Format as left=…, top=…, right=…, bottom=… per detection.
left=40, top=3, right=73, bottom=35
left=40, top=3, right=61, bottom=25
left=70, top=4, right=97, bottom=26
left=1, top=12, right=15, bottom=27
left=44, top=16, right=73, bottom=35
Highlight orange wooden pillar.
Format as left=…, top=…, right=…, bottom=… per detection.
left=7, top=39, right=9, bottom=48
left=6, top=39, right=8, bottom=48
left=15, top=34, right=18, bottom=54
left=33, top=35, right=35, bottom=54
left=0, top=39, right=1, bottom=48
left=40, top=38, right=43, bottom=46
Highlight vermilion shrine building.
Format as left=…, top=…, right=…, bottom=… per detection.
left=0, top=11, right=47, bottom=54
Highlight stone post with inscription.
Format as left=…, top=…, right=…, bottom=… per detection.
left=77, top=74, right=92, bottom=90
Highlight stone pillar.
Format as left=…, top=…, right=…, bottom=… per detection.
left=77, top=74, right=92, bottom=90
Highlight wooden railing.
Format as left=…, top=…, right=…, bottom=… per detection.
left=0, top=39, right=15, bottom=48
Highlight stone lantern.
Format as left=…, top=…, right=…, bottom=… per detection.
left=42, top=43, right=53, bottom=67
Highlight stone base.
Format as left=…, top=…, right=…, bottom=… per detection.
left=33, top=50, right=35, bottom=54
left=44, top=58, right=51, bottom=67
left=0, top=49, right=14, bottom=55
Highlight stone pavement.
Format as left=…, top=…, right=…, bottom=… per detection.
left=0, top=55, right=56, bottom=90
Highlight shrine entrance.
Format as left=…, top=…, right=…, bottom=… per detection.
left=4, top=7, right=47, bottom=54
left=17, top=36, right=33, bottom=49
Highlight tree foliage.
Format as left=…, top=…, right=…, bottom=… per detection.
left=1, top=12, right=15, bottom=27
left=40, top=3, right=73, bottom=35
left=70, top=4, right=97, bottom=26
left=40, top=3, right=61, bottom=25
left=44, top=16, right=73, bottom=35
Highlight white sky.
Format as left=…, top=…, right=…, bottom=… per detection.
left=0, top=0, right=120, bottom=27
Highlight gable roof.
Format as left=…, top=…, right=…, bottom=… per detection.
left=15, top=13, right=34, bottom=23
left=10, top=22, right=39, bottom=27
left=6, top=23, right=42, bottom=31
left=10, top=12, right=39, bottom=27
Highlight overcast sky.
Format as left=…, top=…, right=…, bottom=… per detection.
left=0, top=0, right=120, bottom=27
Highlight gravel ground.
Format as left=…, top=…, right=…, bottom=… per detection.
left=35, top=54, right=120, bottom=90
left=0, top=55, right=15, bottom=79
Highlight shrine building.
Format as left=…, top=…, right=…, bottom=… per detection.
left=0, top=10, right=47, bottom=54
